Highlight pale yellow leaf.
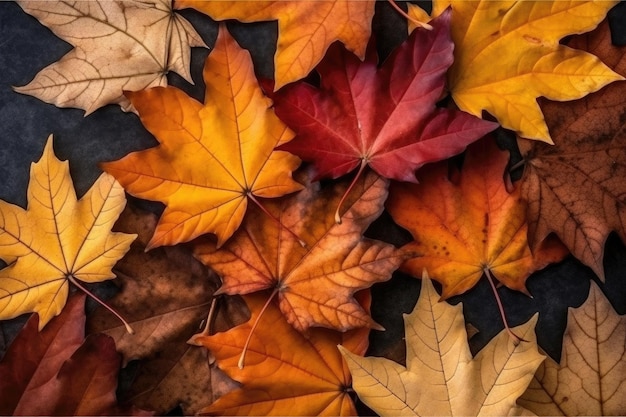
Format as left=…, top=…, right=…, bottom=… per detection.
left=340, top=272, right=544, bottom=416
left=14, top=0, right=206, bottom=114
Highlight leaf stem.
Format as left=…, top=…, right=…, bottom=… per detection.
left=198, top=297, right=218, bottom=337
left=386, top=0, right=433, bottom=30
left=509, top=158, right=526, bottom=172
left=247, top=193, right=306, bottom=248
left=238, top=287, right=279, bottom=369
left=67, top=274, right=134, bottom=334
left=335, top=159, right=367, bottom=225
left=483, top=268, right=526, bottom=345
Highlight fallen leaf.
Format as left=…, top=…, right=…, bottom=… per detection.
left=176, top=0, right=375, bottom=89
left=387, top=138, right=567, bottom=299
left=0, top=294, right=85, bottom=415
left=408, top=1, right=623, bottom=142
left=14, top=0, right=205, bottom=114
left=518, top=281, right=626, bottom=415
left=273, top=10, right=496, bottom=184
left=194, top=170, right=411, bottom=332
left=340, top=273, right=545, bottom=416
left=51, top=333, right=152, bottom=416
left=189, top=291, right=370, bottom=416
left=86, top=205, right=220, bottom=415
left=519, top=20, right=626, bottom=279
left=102, top=25, right=302, bottom=248
left=0, top=294, right=151, bottom=415
left=0, top=135, right=135, bottom=329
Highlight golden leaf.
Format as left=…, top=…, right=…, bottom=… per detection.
left=0, top=136, right=135, bottom=329
left=408, top=0, right=623, bottom=142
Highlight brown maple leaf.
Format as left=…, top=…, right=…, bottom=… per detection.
left=87, top=205, right=227, bottom=415
left=175, top=0, right=375, bottom=89
left=102, top=25, right=302, bottom=248
left=14, top=0, right=205, bottom=114
left=193, top=170, right=413, bottom=332
left=189, top=291, right=371, bottom=416
left=519, top=282, right=626, bottom=415
left=519, top=20, right=626, bottom=280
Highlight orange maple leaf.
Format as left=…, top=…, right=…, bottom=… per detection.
left=194, top=170, right=412, bottom=332
left=102, top=25, right=302, bottom=248
left=387, top=138, right=567, bottom=299
left=175, top=0, right=375, bottom=89
left=189, top=291, right=370, bottom=416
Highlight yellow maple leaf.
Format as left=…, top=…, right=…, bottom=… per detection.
left=175, top=0, right=375, bottom=89
left=0, top=136, right=136, bottom=329
left=102, top=25, right=302, bottom=248
left=408, top=0, right=623, bottom=142
left=340, top=272, right=545, bottom=416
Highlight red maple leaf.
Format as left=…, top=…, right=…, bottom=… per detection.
left=273, top=9, right=497, bottom=202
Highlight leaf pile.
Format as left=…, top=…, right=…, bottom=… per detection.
left=2, top=1, right=626, bottom=416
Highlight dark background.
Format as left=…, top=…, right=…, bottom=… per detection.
left=1, top=0, right=626, bottom=407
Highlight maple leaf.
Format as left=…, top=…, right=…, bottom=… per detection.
left=519, top=20, right=626, bottom=280
left=518, top=282, right=626, bottom=415
left=0, top=294, right=151, bottom=415
left=175, top=0, right=375, bottom=89
left=273, top=10, right=496, bottom=187
left=386, top=138, right=567, bottom=300
left=102, top=25, right=302, bottom=248
left=0, top=294, right=85, bottom=415
left=87, top=205, right=222, bottom=415
left=340, top=273, right=545, bottom=416
left=189, top=291, right=370, bottom=416
left=14, top=0, right=205, bottom=114
left=0, top=135, right=136, bottom=329
left=408, top=0, right=623, bottom=142
left=193, top=170, right=412, bottom=332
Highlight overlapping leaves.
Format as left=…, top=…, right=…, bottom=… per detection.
left=387, top=138, right=567, bottom=299
left=176, top=0, right=375, bottom=89
left=102, top=25, right=302, bottom=248
left=273, top=10, right=497, bottom=184
left=408, top=0, right=623, bottom=142
left=194, top=170, right=411, bottom=332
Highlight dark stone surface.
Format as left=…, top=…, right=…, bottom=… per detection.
left=1, top=3, right=626, bottom=415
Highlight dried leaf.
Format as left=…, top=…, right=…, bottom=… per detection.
left=102, top=25, right=302, bottom=248
left=190, top=291, right=370, bottom=416
left=519, top=20, right=626, bottom=279
left=340, top=273, right=545, bottom=416
left=0, top=294, right=85, bottom=415
left=0, top=294, right=151, bottom=415
left=176, top=0, right=375, bottom=89
left=273, top=10, right=496, bottom=183
left=0, top=135, right=135, bottom=329
left=408, top=0, right=623, bottom=142
left=194, top=170, right=411, bottom=332
left=387, top=138, right=567, bottom=299
left=518, top=282, right=626, bottom=415
left=87, top=205, right=221, bottom=415
left=14, top=0, right=205, bottom=114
